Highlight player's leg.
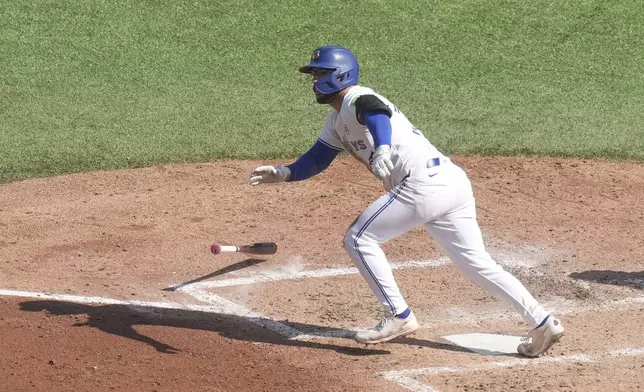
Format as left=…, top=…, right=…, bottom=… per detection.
left=343, top=181, right=423, bottom=343
left=423, top=174, right=564, bottom=356
left=424, top=200, right=550, bottom=328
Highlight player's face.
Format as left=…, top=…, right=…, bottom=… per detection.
left=310, top=68, right=333, bottom=103
left=311, top=68, right=332, bottom=82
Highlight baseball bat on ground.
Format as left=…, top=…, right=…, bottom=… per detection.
left=210, top=242, right=277, bottom=256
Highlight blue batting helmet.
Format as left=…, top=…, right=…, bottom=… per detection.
left=299, top=45, right=359, bottom=95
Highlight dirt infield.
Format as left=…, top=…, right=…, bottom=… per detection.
left=1, top=156, right=643, bottom=391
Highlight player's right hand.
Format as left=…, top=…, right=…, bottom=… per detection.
left=250, top=165, right=290, bottom=185
left=371, top=145, right=395, bottom=180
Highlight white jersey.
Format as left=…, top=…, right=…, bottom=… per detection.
left=318, top=85, right=446, bottom=190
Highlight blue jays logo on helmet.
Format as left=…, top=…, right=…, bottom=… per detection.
left=299, top=45, right=360, bottom=96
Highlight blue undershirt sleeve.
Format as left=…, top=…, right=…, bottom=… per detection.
left=286, top=139, right=340, bottom=182
left=364, top=112, right=392, bottom=147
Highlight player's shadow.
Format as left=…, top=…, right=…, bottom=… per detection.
left=162, top=258, right=267, bottom=291
left=569, top=270, right=644, bottom=290
left=19, top=300, right=473, bottom=357
left=19, top=300, right=388, bottom=356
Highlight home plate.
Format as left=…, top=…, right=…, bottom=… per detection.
left=441, top=333, right=524, bottom=356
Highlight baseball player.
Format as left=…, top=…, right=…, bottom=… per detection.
left=250, top=45, right=564, bottom=357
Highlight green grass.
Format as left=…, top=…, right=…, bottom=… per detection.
left=1, top=0, right=643, bottom=182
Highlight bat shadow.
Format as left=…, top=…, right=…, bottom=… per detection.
left=163, top=258, right=267, bottom=291
left=19, top=300, right=390, bottom=357
left=280, top=321, right=474, bottom=354
left=569, top=270, right=644, bottom=290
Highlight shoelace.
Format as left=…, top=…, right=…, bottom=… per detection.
left=372, top=315, right=393, bottom=332
left=520, top=330, right=535, bottom=345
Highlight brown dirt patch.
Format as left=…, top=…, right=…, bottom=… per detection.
left=1, top=156, right=643, bottom=391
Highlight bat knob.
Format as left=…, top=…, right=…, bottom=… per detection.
left=210, top=244, right=222, bottom=255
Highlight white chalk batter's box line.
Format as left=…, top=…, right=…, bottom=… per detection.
left=380, top=347, right=644, bottom=392
left=170, top=258, right=452, bottom=290
left=169, top=253, right=589, bottom=294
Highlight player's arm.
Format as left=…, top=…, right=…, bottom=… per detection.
left=251, top=112, right=343, bottom=186
left=285, top=139, right=341, bottom=181
left=250, top=139, right=341, bottom=185
left=355, top=95, right=393, bottom=148
left=355, top=95, right=395, bottom=179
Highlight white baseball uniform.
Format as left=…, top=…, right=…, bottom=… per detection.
left=319, top=85, right=549, bottom=328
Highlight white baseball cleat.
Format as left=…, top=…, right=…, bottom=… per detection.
left=517, top=315, right=565, bottom=357
left=354, top=310, right=420, bottom=344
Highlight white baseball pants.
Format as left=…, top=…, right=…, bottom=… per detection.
left=343, top=159, right=549, bottom=329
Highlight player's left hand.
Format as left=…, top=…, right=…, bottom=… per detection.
left=371, top=145, right=395, bottom=180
